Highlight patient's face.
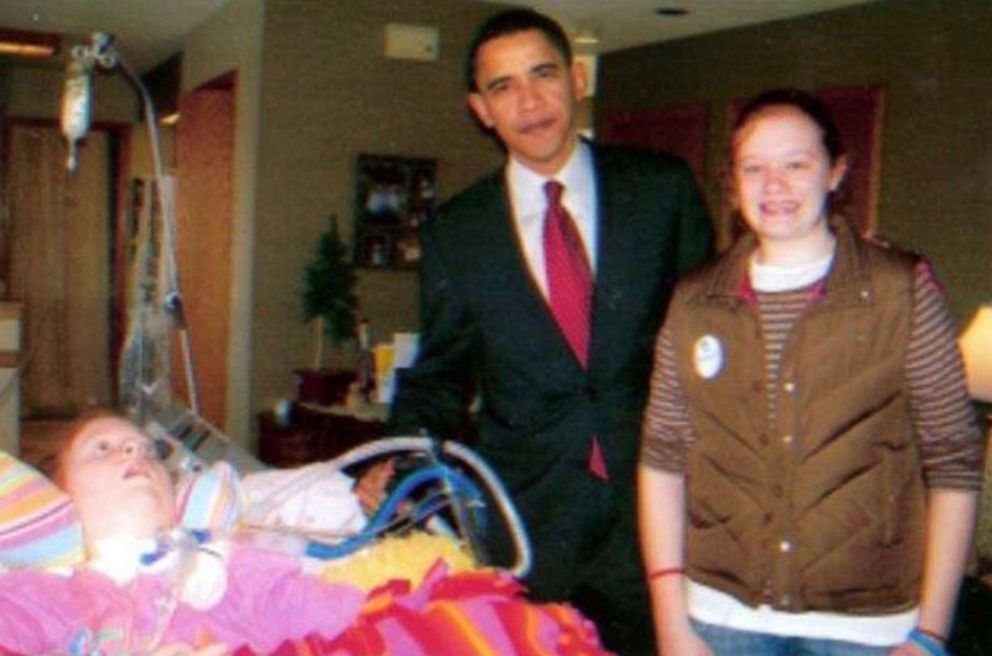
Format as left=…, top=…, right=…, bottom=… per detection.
left=63, top=417, right=175, bottom=545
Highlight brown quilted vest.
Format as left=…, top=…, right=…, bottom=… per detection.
left=670, top=220, right=923, bottom=614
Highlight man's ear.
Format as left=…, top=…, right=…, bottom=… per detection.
left=570, top=59, right=588, bottom=101
left=467, top=93, right=494, bottom=129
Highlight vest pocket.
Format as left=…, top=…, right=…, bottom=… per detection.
left=880, top=440, right=913, bottom=547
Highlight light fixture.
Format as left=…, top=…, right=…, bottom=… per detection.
left=959, top=304, right=992, bottom=403
left=573, top=30, right=599, bottom=46
left=0, top=28, right=59, bottom=59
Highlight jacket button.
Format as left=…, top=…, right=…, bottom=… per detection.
left=782, top=381, right=796, bottom=393
left=782, top=434, right=794, bottom=445
left=584, top=385, right=599, bottom=401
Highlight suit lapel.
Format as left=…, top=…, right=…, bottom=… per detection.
left=588, top=146, right=629, bottom=373
left=482, top=172, right=562, bottom=328
left=486, top=169, right=591, bottom=373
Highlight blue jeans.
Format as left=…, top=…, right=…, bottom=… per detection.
left=690, top=619, right=892, bottom=656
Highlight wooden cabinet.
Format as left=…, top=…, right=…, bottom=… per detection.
left=257, top=403, right=385, bottom=468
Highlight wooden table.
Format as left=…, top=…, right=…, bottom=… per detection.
left=257, top=402, right=386, bottom=468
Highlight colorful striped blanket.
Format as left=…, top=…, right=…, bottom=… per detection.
left=235, top=562, right=609, bottom=656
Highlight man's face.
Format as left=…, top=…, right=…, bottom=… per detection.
left=63, top=417, right=175, bottom=545
left=468, top=29, right=586, bottom=176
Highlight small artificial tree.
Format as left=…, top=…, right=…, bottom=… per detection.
left=302, top=216, right=358, bottom=369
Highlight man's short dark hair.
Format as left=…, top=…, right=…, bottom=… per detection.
left=465, top=8, right=573, bottom=92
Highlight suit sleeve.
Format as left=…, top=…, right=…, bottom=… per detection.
left=387, top=220, right=479, bottom=439
left=673, top=164, right=714, bottom=274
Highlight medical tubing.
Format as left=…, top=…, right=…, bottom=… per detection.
left=304, top=464, right=481, bottom=560
left=441, top=440, right=532, bottom=578
left=367, top=465, right=472, bottom=531
left=326, top=436, right=532, bottom=578
left=293, top=436, right=531, bottom=577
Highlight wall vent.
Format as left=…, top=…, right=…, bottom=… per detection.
left=384, top=23, right=439, bottom=62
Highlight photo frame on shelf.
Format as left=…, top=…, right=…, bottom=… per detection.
left=353, top=154, right=436, bottom=268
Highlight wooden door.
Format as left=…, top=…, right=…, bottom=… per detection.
left=175, top=78, right=235, bottom=430
left=5, top=124, right=113, bottom=417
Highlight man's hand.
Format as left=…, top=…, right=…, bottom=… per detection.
left=354, top=458, right=396, bottom=516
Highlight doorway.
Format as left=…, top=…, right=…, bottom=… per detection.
left=2, top=120, right=125, bottom=419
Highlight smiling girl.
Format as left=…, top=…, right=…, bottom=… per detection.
left=638, top=88, right=984, bottom=656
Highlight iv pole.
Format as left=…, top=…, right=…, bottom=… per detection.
left=63, top=33, right=200, bottom=419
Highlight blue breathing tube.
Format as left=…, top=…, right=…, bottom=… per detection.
left=303, top=463, right=484, bottom=560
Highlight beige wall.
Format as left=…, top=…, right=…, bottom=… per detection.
left=177, top=0, right=506, bottom=448
left=2, top=62, right=135, bottom=124
left=598, top=0, right=992, bottom=326
left=245, top=0, right=504, bottom=445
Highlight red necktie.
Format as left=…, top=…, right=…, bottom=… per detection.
left=543, top=181, right=608, bottom=480
left=543, top=180, right=592, bottom=367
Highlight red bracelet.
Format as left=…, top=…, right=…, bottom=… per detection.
left=648, top=566, right=685, bottom=581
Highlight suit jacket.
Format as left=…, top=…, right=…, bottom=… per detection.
left=389, top=142, right=713, bottom=596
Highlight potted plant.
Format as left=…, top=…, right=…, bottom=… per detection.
left=297, top=215, right=359, bottom=405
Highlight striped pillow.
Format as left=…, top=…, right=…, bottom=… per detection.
left=175, top=460, right=244, bottom=533
left=0, top=451, right=84, bottom=570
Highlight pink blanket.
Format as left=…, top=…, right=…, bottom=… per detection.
left=0, top=545, right=363, bottom=654
left=0, top=547, right=610, bottom=655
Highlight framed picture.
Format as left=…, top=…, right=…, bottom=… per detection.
left=353, top=154, right=436, bottom=268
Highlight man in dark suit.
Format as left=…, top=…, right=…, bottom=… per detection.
left=389, top=8, right=713, bottom=655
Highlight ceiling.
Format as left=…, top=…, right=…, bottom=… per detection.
left=0, top=0, right=230, bottom=72
left=0, top=0, right=881, bottom=73
left=484, top=0, right=883, bottom=54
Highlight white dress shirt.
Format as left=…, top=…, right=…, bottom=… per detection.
left=506, top=140, right=599, bottom=299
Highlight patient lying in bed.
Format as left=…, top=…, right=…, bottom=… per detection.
left=0, top=414, right=608, bottom=655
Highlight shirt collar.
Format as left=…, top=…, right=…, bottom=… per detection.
left=506, top=138, right=594, bottom=213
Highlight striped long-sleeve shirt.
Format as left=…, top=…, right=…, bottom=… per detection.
left=641, top=261, right=985, bottom=489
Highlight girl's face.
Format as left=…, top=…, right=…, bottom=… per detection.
left=733, top=106, right=846, bottom=249
left=63, top=417, right=175, bottom=545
